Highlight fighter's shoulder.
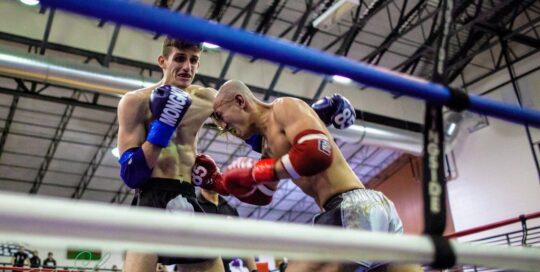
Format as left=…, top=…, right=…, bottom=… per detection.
left=272, top=97, right=309, bottom=121
left=273, top=97, right=309, bottom=112
left=118, top=88, right=150, bottom=110
left=185, top=84, right=218, bottom=100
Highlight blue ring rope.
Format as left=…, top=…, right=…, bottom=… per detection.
left=40, top=0, right=540, bottom=127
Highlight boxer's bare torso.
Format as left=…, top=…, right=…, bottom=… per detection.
left=260, top=97, right=364, bottom=208
left=118, top=83, right=216, bottom=183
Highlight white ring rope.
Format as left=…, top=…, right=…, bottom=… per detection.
left=0, top=192, right=539, bottom=271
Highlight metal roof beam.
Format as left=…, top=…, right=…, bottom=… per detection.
left=39, top=8, right=56, bottom=55
left=0, top=83, right=117, bottom=113
left=362, top=0, right=431, bottom=63
left=103, top=24, right=121, bottom=67
left=475, top=22, right=540, bottom=48
left=446, top=0, right=537, bottom=82
left=216, top=0, right=257, bottom=89
left=0, top=96, right=19, bottom=160
left=29, top=91, right=80, bottom=194
left=71, top=117, right=118, bottom=199
left=263, top=0, right=315, bottom=100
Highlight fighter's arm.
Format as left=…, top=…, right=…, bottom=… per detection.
left=221, top=98, right=329, bottom=204
left=117, top=92, right=161, bottom=188
left=273, top=98, right=333, bottom=180
left=185, top=85, right=217, bottom=150
left=117, top=92, right=161, bottom=167
left=185, top=85, right=217, bottom=122
left=245, top=94, right=355, bottom=153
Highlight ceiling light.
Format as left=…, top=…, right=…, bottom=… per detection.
left=20, top=0, right=40, bottom=6
left=446, top=122, right=456, bottom=137
left=203, top=42, right=220, bottom=50
left=111, top=147, right=120, bottom=159
left=444, top=112, right=464, bottom=151
left=331, top=75, right=352, bottom=85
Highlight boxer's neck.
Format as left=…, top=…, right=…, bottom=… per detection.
left=252, top=103, right=272, bottom=135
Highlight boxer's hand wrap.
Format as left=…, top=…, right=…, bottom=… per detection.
left=119, top=147, right=153, bottom=189
left=147, top=85, right=192, bottom=147
left=280, top=129, right=332, bottom=179
left=191, top=154, right=229, bottom=196
left=311, top=94, right=356, bottom=129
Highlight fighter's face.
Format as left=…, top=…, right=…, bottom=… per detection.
left=159, top=47, right=200, bottom=88
left=212, top=97, right=249, bottom=139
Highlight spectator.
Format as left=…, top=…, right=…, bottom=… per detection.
left=29, top=250, right=41, bottom=268
left=42, top=252, right=57, bottom=269
left=12, top=246, right=29, bottom=269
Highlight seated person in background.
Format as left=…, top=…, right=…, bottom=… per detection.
left=42, top=252, right=57, bottom=269
left=197, top=187, right=258, bottom=272
left=29, top=250, right=41, bottom=268
left=12, top=246, right=29, bottom=268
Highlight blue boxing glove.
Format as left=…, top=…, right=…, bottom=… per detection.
left=147, top=85, right=192, bottom=147
left=311, top=94, right=356, bottom=129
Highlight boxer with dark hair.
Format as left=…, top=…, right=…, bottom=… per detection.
left=118, top=36, right=355, bottom=272
left=117, top=36, right=225, bottom=272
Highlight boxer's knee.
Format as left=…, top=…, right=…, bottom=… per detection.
left=124, top=252, right=158, bottom=272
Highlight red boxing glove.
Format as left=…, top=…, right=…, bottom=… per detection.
left=237, top=184, right=276, bottom=206
left=279, top=129, right=332, bottom=179
left=191, top=154, right=229, bottom=196
left=223, top=157, right=278, bottom=205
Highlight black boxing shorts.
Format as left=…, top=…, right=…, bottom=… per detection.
left=131, top=177, right=209, bottom=265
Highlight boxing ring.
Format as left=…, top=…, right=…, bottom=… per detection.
left=1, top=0, right=539, bottom=271
left=38, top=0, right=540, bottom=128
left=1, top=192, right=539, bottom=271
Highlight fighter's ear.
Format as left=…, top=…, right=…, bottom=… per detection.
left=157, top=55, right=167, bottom=70
left=234, top=94, right=246, bottom=108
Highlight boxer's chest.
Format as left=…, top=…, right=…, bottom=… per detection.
left=262, top=128, right=291, bottom=159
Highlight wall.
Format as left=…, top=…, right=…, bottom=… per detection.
left=370, top=54, right=540, bottom=239
left=368, top=155, right=455, bottom=235
left=369, top=50, right=540, bottom=241
left=446, top=52, right=540, bottom=241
